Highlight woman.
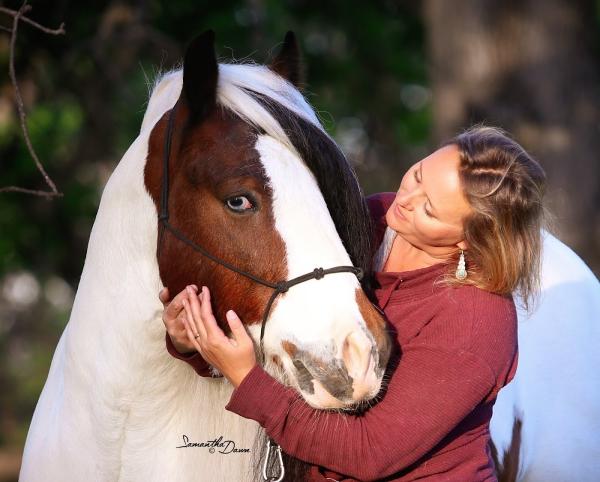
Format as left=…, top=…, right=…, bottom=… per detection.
left=160, top=126, right=546, bottom=481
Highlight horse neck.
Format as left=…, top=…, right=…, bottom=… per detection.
left=67, top=129, right=163, bottom=355
left=67, top=71, right=185, bottom=354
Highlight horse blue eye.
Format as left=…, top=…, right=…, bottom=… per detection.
left=226, top=195, right=254, bottom=212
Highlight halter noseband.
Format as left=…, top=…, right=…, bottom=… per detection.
left=157, top=104, right=363, bottom=365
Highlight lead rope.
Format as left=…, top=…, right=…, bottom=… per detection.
left=158, top=105, right=364, bottom=482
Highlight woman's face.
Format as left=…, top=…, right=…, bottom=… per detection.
left=386, top=144, right=472, bottom=254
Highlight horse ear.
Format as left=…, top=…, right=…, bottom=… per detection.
left=182, top=30, right=218, bottom=123
left=270, top=31, right=304, bottom=89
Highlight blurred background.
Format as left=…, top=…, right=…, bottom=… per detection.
left=0, top=0, right=599, bottom=479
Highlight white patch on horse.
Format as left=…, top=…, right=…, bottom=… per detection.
left=254, top=135, right=368, bottom=378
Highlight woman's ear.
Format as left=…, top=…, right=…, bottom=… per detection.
left=457, top=240, right=469, bottom=251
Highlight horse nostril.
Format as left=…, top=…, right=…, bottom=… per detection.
left=293, top=358, right=315, bottom=395
left=342, top=331, right=372, bottom=381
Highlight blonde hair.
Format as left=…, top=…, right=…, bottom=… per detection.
left=442, top=125, right=547, bottom=310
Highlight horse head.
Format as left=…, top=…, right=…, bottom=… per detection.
left=144, top=31, right=392, bottom=409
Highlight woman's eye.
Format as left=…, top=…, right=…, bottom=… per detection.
left=226, top=195, right=254, bottom=212
left=424, top=204, right=433, bottom=218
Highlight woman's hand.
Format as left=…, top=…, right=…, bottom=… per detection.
left=160, top=285, right=199, bottom=354
left=180, top=285, right=257, bottom=388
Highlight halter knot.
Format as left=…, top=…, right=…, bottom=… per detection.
left=313, top=267, right=325, bottom=280
left=275, top=281, right=289, bottom=293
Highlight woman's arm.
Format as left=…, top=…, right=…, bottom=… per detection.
left=222, top=288, right=516, bottom=480
left=225, top=343, right=495, bottom=481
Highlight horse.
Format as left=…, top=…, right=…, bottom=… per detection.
left=489, top=232, right=600, bottom=481
left=19, top=31, right=393, bottom=481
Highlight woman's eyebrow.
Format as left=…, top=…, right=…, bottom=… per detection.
left=420, top=162, right=438, bottom=214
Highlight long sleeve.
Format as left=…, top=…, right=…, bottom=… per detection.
left=164, top=331, right=221, bottom=378
left=225, top=342, right=496, bottom=481
left=366, top=192, right=396, bottom=246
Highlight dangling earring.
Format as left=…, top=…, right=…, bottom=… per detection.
left=455, top=249, right=467, bottom=280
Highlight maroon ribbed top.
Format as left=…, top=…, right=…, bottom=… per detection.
left=166, top=192, right=518, bottom=481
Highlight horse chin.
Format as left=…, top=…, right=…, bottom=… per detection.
left=263, top=348, right=384, bottom=410
left=299, top=377, right=382, bottom=410
left=301, top=382, right=348, bottom=409
left=285, top=359, right=384, bottom=410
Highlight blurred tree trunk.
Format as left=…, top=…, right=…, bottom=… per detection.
left=424, top=0, right=600, bottom=274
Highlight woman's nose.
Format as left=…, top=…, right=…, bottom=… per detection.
left=396, top=189, right=419, bottom=210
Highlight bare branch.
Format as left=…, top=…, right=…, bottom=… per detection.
left=0, top=1, right=66, bottom=198
left=0, top=5, right=66, bottom=35
left=0, top=185, right=64, bottom=197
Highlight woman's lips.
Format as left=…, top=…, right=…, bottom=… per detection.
left=394, top=203, right=407, bottom=221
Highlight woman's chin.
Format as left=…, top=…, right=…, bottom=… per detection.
left=385, top=210, right=400, bottom=230
left=386, top=214, right=405, bottom=234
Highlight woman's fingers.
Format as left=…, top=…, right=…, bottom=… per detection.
left=182, top=295, right=207, bottom=341
left=185, top=286, right=206, bottom=336
left=160, top=285, right=199, bottom=354
left=162, top=285, right=197, bottom=326
left=199, top=286, right=225, bottom=341
left=175, top=309, right=191, bottom=332
left=159, top=287, right=170, bottom=306
left=181, top=313, right=203, bottom=353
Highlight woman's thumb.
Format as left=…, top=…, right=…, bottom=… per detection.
left=226, top=310, right=247, bottom=340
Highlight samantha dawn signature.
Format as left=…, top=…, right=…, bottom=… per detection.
left=176, top=434, right=251, bottom=454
